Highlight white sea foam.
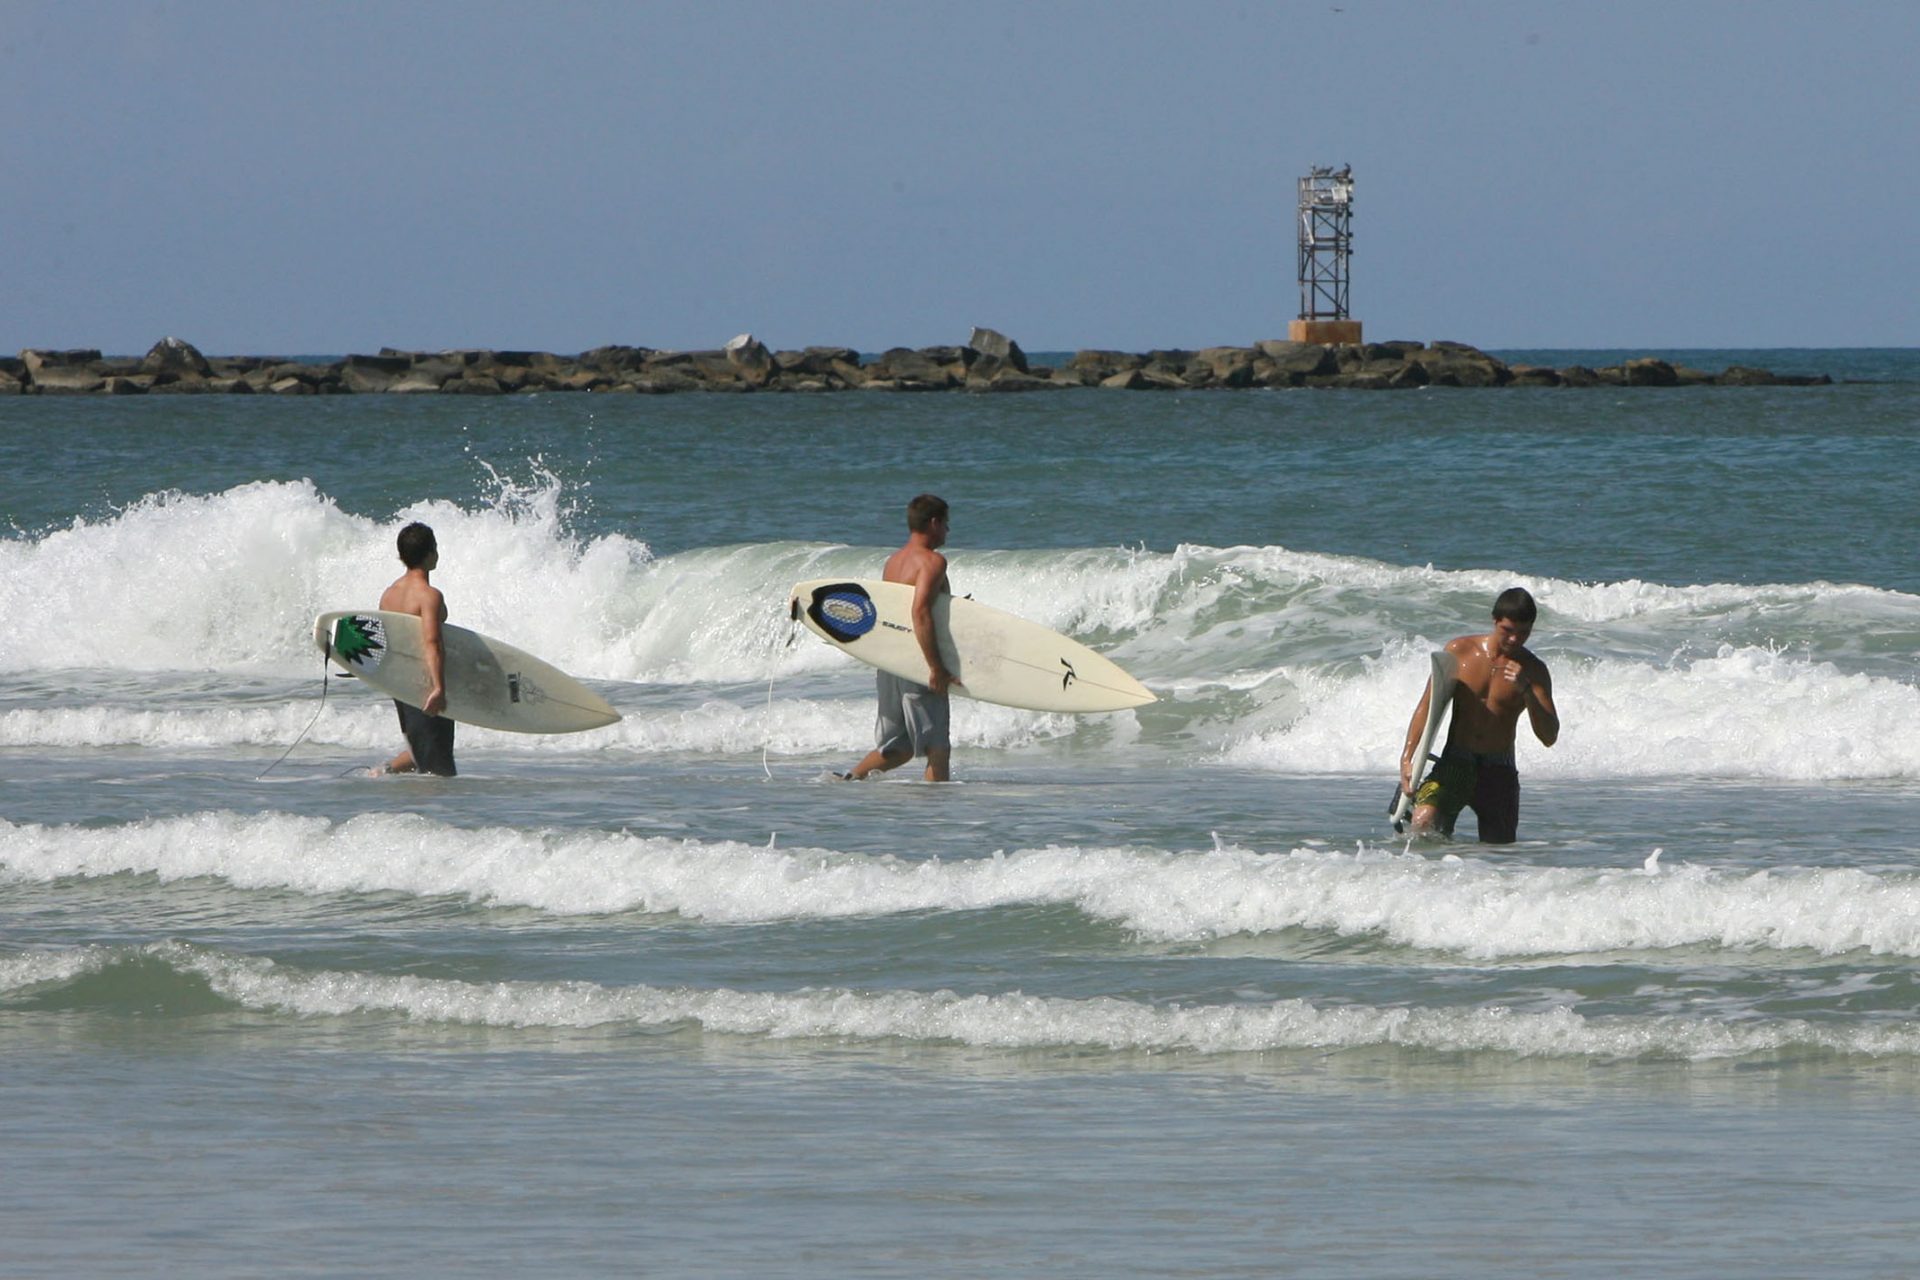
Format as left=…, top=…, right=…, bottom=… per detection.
left=0, top=694, right=1070, bottom=756
left=8, top=478, right=1920, bottom=778
left=12, top=940, right=1915, bottom=1062
left=1228, top=642, right=1920, bottom=781
left=8, top=813, right=1920, bottom=959
left=0, top=944, right=109, bottom=992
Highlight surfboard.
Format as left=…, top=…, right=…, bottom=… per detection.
left=787, top=579, right=1155, bottom=714
left=1388, top=649, right=1459, bottom=832
left=313, top=610, right=621, bottom=734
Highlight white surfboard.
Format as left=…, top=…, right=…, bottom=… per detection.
left=788, top=579, right=1155, bottom=714
left=1389, top=650, right=1459, bottom=831
left=313, top=610, right=620, bottom=734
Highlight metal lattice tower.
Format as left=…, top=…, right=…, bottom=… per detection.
left=1296, top=165, right=1354, bottom=321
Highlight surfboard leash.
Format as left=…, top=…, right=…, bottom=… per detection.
left=256, top=648, right=336, bottom=780
left=763, top=607, right=801, bottom=780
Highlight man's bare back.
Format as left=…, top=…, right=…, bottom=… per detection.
left=378, top=569, right=448, bottom=716
left=882, top=526, right=954, bottom=696
left=377, top=522, right=453, bottom=775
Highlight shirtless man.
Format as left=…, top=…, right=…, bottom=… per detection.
left=842, top=493, right=959, bottom=782
left=378, top=521, right=455, bottom=776
left=1398, top=587, right=1559, bottom=843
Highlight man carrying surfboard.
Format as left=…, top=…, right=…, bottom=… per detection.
left=1397, top=587, right=1558, bottom=842
left=841, top=494, right=959, bottom=782
left=378, top=521, right=455, bottom=776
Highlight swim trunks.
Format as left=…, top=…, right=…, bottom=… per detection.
left=874, top=669, right=950, bottom=757
left=1413, top=745, right=1518, bottom=843
left=394, top=700, right=457, bottom=777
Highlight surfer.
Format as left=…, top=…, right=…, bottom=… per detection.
left=377, top=521, right=456, bottom=777
left=841, top=493, right=957, bottom=782
left=1398, top=587, right=1558, bottom=842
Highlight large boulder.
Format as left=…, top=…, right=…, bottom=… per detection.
left=1069, top=350, right=1142, bottom=381
left=1191, top=346, right=1257, bottom=388
left=1621, top=357, right=1679, bottom=387
left=724, top=332, right=777, bottom=386
left=140, top=336, right=212, bottom=378
left=967, top=326, right=1028, bottom=374
left=628, top=368, right=702, bottom=394
left=22, top=349, right=104, bottom=391
left=1412, top=345, right=1510, bottom=387
left=340, top=352, right=409, bottom=393
left=30, top=365, right=106, bottom=394
left=406, top=355, right=463, bottom=385
left=480, top=350, right=563, bottom=370
left=388, top=372, right=446, bottom=394
left=1254, top=340, right=1338, bottom=379
left=578, top=345, right=654, bottom=373
left=446, top=374, right=505, bottom=395
left=21, top=348, right=102, bottom=375
left=971, top=369, right=1054, bottom=393
left=869, top=348, right=954, bottom=389
left=775, top=346, right=860, bottom=377
left=1386, top=362, right=1431, bottom=389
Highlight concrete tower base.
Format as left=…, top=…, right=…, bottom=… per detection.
left=1289, top=319, right=1363, bottom=345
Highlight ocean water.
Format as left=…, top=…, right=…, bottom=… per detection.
left=4, top=351, right=1919, bottom=1276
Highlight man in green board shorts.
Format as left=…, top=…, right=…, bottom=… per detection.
left=1398, top=587, right=1559, bottom=842
left=841, top=493, right=958, bottom=782
left=378, top=522, right=456, bottom=777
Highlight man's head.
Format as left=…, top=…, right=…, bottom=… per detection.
left=906, top=494, right=949, bottom=540
left=1491, top=586, right=1537, bottom=652
left=397, top=522, right=438, bottom=570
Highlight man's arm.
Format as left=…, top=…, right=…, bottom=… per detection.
left=418, top=590, right=448, bottom=716
left=910, top=554, right=957, bottom=695
left=1524, top=660, right=1558, bottom=747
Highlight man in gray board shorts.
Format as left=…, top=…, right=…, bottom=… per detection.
left=841, top=493, right=958, bottom=782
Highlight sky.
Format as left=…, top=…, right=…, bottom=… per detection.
left=3, top=0, right=1915, bottom=355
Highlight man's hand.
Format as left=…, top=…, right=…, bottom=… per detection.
left=424, top=685, right=447, bottom=716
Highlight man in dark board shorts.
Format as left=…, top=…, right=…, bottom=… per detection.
left=841, top=494, right=958, bottom=782
left=378, top=522, right=455, bottom=776
left=1398, top=587, right=1559, bottom=842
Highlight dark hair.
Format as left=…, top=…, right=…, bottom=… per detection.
left=1492, top=586, right=1537, bottom=625
left=906, top=493, right=948, bottom=533
left=396, top=522, right=438, bottom=569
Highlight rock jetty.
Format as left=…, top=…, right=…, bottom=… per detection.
left=1, top=330, right=1832, bottom=396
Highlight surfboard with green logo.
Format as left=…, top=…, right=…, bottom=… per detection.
left=314, top=610, right=620, bottom=733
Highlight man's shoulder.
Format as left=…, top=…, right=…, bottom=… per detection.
left=380, top=580, right=444, bottom=616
